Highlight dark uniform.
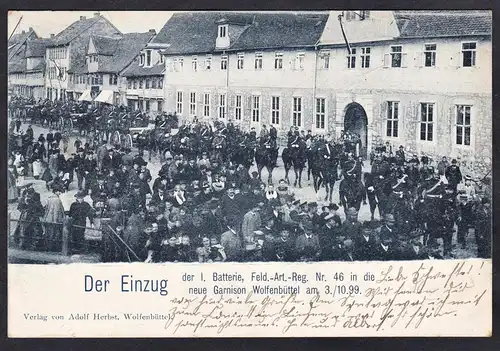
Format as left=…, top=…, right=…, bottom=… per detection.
left=69, top=194, right=95, bottom=253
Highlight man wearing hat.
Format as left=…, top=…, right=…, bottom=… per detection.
left=456, top=176, right=476, bottom=249
left=294, top=219, right=321, bottom=262
left=241, top=204, right=262, bottom=246
left=378, top=213, right=398, bottom=243
left=150, top=186, right=167, bottom=208
left=372, top=230, right=401, bottom=261
left=184, top=158, right=201, bottom=182
left=96, top=140, right=108, bottom=171
left=83, top=151, right=98, bottom=192
left=102, top=147, right=120, bottom=172
left=395, top=145, right=406, bottom=166
left=220, top=219, right=243, bottom=262
left=445, top=159, right=463, bottom=193
left=474, top=197, right=491, bottom=259
left=168, top=155, right=183, bottom=183
left=90, top=173, right=109, bottom=206
left=340, top=207, right=362, bottom=240
left=318, top=212, right=341, bottom=260
left=221, top=187, right=243, bottom=229
left=306, top=202, right=321, bottom=233
left=352, top=221, right=378, bottom=260
left=68, top=191, right=95, bottom=253
left=437, top=156, right=450, bottom=177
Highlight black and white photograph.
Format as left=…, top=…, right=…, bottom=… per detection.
left=7, top=10, right=492, bottom=265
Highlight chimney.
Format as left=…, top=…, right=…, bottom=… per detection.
left=149, top=29, right=156, bottom=34
left=50, top=34, right=55, bottom=38
left=80, top=16, right=86, bottom=20
left=22, top=30, right=26, bottom=34
left=94, top=12, right=100, bottom=17
left=29, top=27, right=33, bottom=31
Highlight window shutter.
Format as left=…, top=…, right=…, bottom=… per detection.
left=381, top=101, right=388, bottom=120
left=246, top=96, right=253, bottom=110
left=383, top=53, right=390, bottom=68
left=401, top=53, right=408, bottom=68
left=450, top=51, right=461, bottom=68
left=413, top=52, right=424, bottom=67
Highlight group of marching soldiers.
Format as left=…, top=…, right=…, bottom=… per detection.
left=8, top=110, right=491, bottom=261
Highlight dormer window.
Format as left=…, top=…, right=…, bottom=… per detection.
left=218, top=25, right=228, bottom=38
left=145, top=50, right=152, bottom=67
left=216, top=24, right=230, bottom=49
left=139, top=54, right=145, bottom=66
left=345, top=11, right=370, bottom=21
left=159, top=53, right=164, bottom=64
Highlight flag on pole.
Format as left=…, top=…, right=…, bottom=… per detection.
left=338, top=14, right=352, bottom=55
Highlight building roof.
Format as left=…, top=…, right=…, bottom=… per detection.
left=151, top=11, right=329, bottom=54
left=122, top=60, right=165, bottom=77
left=394, top=11, right=491, bottom=38
left=50, top=14, right=121, bottom=47
left=25, top=38, right=53, bottom=58
left=8, top=58, right=26, bottom=74
left=8, top=28, right=37, bottom=47
left=91, top=35, right=121, bottom=55
left=95, top=32, right=155, bottom=73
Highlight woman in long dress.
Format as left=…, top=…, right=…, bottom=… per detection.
left=42, top=185, right=66, bottom=252
left=32, top=157, right=42, bottom=179
left=14, top=187, right=44, bottom=250
left=7, top=158, right=18, bottom=203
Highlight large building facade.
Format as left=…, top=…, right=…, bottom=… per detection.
left=45, top=13, right=122, bottom=101
left=122, top=46, right=165, bottom=112
left=151, top=10, right=491, bottom=162
left=69, top=31, right=155, bottom=103
left=149, top=12, right=328, bottom=134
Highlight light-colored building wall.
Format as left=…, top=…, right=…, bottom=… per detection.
left=316, top=36, right=491, bottom=95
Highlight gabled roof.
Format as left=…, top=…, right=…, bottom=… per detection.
left=94, top=32, right=155, bottom=73
left=91, top=35, right=121, bottom=55
left=25, top=38, right=53, bottom=58
left=122, top=60, right=165, bottom=77
left=50, top=14, right=121, bottom=46
left=8, top=28, right=37, bottom=47
left=152, top=11, right=328, bottom=54
left=394, top=10, right=491, bottom=38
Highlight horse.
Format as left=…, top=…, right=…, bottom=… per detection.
left=282, top=138, right=307, bottom=188
left=338, top=173, right=366, bottom=217
left=255, top=140, right=278, bottom=184
left=230, top=137, right=255, bottom=170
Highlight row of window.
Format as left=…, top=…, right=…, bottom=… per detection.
left=175, top=92, right=327, bottom=129
left=48, top=47, right=67, bottom=60
left=168, top=41, right=478, bottom=73
left=127, top=77, right=164, bottom=90
left=170, top=52, right=306, bottom=72
left=175, top=93, right=473, bottom=146
left=386, top=102, right=472, bottom=146
left=127, top=98, right=164, bottom=112
left=70, top=74, right=119, bottom=86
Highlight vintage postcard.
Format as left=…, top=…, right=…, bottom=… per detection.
left=7, top=10, right=492, bottom=337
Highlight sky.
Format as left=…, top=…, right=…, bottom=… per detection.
left=8, top=11, right=175, bottom=39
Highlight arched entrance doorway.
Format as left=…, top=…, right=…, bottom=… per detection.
left=344, top=102, right=368, bottom=158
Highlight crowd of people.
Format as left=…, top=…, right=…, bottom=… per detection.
left=8, top=106, right=492, bottom=263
